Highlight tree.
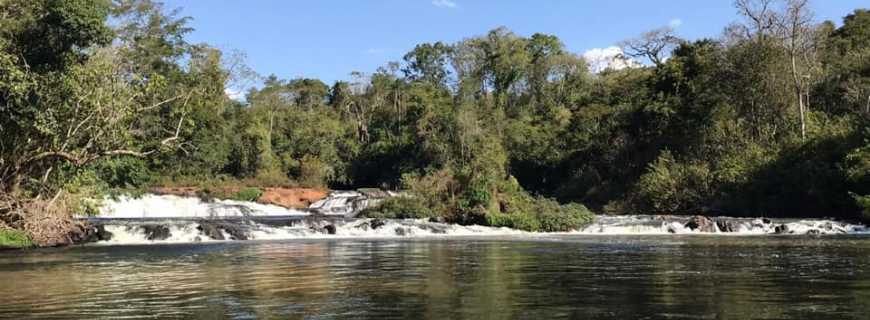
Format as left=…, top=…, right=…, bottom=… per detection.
left=402, top=42, right=452, bottom=88
left=619, top=26, right=682, bottom=67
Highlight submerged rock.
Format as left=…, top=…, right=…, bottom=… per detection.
left=354, top=219, right=386, bottom=231
left=222, top=224, right=248, bottom=240
left=685, top=216, right=717, bottom=232
left=197, top=222, right=225, bottom=240
left=395, top=227, right=410, bottom=236
left=79, top=224, right=114, bottom=243
left=141, top=225, right=171, bottom=241
left=716, top=219, right=737, bottom=233
left=370, top=219, right=386, bottom=230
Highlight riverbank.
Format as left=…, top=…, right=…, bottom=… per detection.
left=0, top=229, right=34, bottom=249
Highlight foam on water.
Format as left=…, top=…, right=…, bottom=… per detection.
left=575, top=215, right=868, bottom=235
left=90, top=218, right=528, bottom=245
left=84, top=194, right=870, bottom=245
left=93, top=194, right=313, bottom=219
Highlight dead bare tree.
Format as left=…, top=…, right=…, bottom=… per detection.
left=619, top=26, right=682, bottom=67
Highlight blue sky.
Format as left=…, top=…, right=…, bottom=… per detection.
left=163, top=0, right=866, bottom=85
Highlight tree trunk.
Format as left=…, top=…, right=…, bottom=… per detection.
left=791, top=54, right=806, bottom=140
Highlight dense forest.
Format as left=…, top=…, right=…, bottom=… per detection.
left=1, top=0, right=868, bottom=245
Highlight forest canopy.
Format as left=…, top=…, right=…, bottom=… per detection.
left=0, top=0, right=868, bottom=245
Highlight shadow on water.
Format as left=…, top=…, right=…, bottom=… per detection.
left=1, top=236, right=870, bottom=319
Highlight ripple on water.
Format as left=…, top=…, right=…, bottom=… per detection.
left=1, top=236, right=870, bottom=319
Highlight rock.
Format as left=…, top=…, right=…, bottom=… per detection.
left=355, top=222, right=370, bottom=231
left=323, top=224, right=337, bottom=235
left=197, top=223, right=225, bottom=240
left=716, top=220, right=736, bottom=233
left=685, top=216, right=717, bottom=232
left=78, top=224, right=113, bottom=243
left=221, top=223, right=248, bottom=240
left=807, top=229, right=821, bottom=236
left=198, top=222, right=247, bottom=240
left=395, top=227, right=410, bottom=236
left=762, top=218, right=772, bottom=225
left=370, top=219, right=386, bottom=230
left=774, top=224, right=790, bottom=234
left=141, top=225, right=171, bottom=241
left=751, top=219, right=766, bottom=229
left=428, top=216, right=446, bottom=223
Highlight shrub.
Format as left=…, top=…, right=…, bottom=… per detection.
left=231, top=187, right=263, bottom=202
left=853, top=194, right=870, bottom=221
left=360, top=197, right=433, bottom=219
left=486, top=182, right=595, bottom=232
left=0, top=229, right=34, bottom=248
left=634, top=150, right=711, bottom=214
left=486, top=212, right=541, bottom=231
left=537, top=202, right=595, bottom=232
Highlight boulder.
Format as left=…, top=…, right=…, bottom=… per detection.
left=395, top=227, right=410, bottom=236
left=370, top=219, right=386, bottom=230
left=78, top=224, right=113, bottom=243
left=774, top=224, right=790, bottom=234
left=684, top=216, right=717, bottom=232
left=197, top=222, right=225, bottom=240
left=716, top=219, right=736, bottom=233
left=141, top=225, right=171, bottom=241
left=221, top=223, right=248, bottom=240
left=323, top=224, right=337, bottom=235
left=428, top=216, right=446, bottom=223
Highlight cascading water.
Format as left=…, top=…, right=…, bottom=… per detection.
left=96, top=194, right=314, bottom=218
left=80, top=193, right=870, bottom=245
left=576, top=215, right=867, bottom=235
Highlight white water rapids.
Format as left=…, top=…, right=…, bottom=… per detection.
left=82, top=193, right=869, bottom=245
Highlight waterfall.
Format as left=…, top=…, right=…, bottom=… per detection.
left=81, top=194, right=870, bottom=245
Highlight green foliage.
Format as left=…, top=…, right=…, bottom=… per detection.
left=230, top=187, right=263, bottom=202
left=360, top=197, right=434, bottom=219
left=634, top=150, right=712, bottom=214
left=3, top=0, right=870, bottom=246
left=0, top=229, right=34, bottom=248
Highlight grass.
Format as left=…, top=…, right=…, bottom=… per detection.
left=0, top=229, right=34, bottom=249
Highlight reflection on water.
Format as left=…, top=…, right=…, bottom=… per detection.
left=2, top=235, right=870, bottom=319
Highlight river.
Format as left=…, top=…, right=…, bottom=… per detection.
left=2, top=234, right=870, bottom=319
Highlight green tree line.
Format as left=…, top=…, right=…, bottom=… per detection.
left=1, top=0, right=868, bottom=245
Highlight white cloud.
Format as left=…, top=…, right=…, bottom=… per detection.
left=225, top=87, right=246, bottom=101
left=432, top=0, right=457, bottom=8
left=582, top=46, right=641, bottom=73
left=669, top=18, right=683, bottom=28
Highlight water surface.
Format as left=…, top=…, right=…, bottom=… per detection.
left=2, top=235, right=870, bottom=319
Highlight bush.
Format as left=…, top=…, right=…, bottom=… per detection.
left=360, top=197, right=433, bottom=219
left=537, top=202, right=595, bottom=232
left=486, top=212, right=541, bottom=231
left=853, top=194, right=870, bottom=221
left=634, top=150, right=711, bottom=214
left=231, top=187, right=263, bottom=202
left=486, top=182, right=595, bottom=232
left=0, top=229, right=34, bottom=248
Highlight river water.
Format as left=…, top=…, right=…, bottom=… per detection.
left=2, top=235, right=870, bottom=319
